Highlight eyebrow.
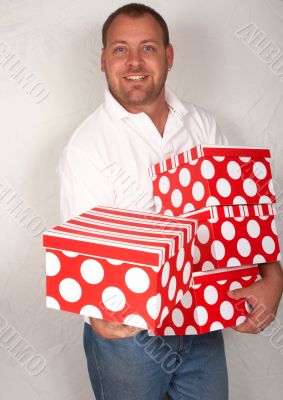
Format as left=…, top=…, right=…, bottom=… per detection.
left=109, top=39, right=160, bottom=46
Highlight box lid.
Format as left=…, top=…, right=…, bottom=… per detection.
left=192, top=265, right=259, bottom=286
left=43, top=206, right=197, bottom=268
left=182, top=203, right=276, bottom=221
left=149, top=145, right=270, bottom=178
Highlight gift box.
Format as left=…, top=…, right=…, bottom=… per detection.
left=149, top=145, right=276, bottom=215
left=43, top=206, right=197, bottom=330
left=152, top=265, right=260, bottom=335
left=182, top=203, right=280, bottom=272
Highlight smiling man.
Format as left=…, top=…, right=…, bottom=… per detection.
left=58, top=3, right=283, bottom=400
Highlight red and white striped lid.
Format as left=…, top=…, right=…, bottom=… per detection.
left=149, top=145, right=271, bottom=178
left=43, top=206, right=197, bottom=268
left=181, top=203, right=275, bottom=221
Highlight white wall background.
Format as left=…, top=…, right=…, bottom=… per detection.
left=1, top=0, right=283, bottom=399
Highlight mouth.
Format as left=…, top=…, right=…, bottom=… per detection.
left=124, top=75, right=149, bottom=81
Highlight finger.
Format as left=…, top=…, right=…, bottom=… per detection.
left=232, top=316, right=260, bottom=334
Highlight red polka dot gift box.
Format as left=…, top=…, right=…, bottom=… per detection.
left=149, top=145, right=275, bottom=215
left=182, top=203, right=281, bottom=272
left=151, top=265, right=260, bottom=336
left=43, top=206, right=197, bottom=330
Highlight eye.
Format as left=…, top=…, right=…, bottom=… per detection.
left=143, top=45, right=154, bottom=52
left=114, top=47, right=126, bottom=54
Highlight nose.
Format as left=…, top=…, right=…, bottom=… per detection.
left=126, top=48, right=144, bottom=69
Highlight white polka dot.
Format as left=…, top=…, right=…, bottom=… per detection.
left=220, top=301, right=234, bottom=320
left=164, top=209, right=174, bottom=216
left=259, top=195, right=271, bottom=204
left=102, top=287, right=126, bottom=312
left=162, top=262, right=170, bottom=287
left=172, top=308, right=184, bottom=327
left=210, top=321, right=224, bottom=331
left=181, top=291, right=193, bottom=308
left=151, top=264, right=162, bottom=273
left=271, top=219, right=277, bottom=235
left=193, top=283, right=201, bottom=289
left=80, top=305, right=102, bottom=319
left=197, top=224, right=210, bottom=244
left=46, top=252, right=61, bottom=276
left=59, top=278, right=82, bottom=303
left=221, top=221, right=235, bottom=241
left=217, top=280, right=227, bottom=285
left=183, top=203, right=195, bottom=213
left=125, top=268, right=150, bottom=293
left=237, top=238, right=251, bottom=257
left=204, top=285, right=218, bottom=305
left=106, top=258, right=123, bottom=265
left=229, top=281, right=242, bottom=291
left=243, top=179, right=257, bottom=197
left=253, top=162, right=267, bottom=179
left=194, top=306, right=208, bottom=326
left=227, top=161, right=241, bottom=180
left=159, top=176, right=170, bottom=194
left=164, top=326, right=175, bottom=335
left=171, top=189, right=183, bottom=208
left=211, top=240, right=225, bottom=260
left=189, top=159, right=198, bottom=165
left=242, top=275, right=252, bottom=281
left=202, top=261, right=215, bottom=271
left=183, top=262, right=191, bottom=284
left=81, top=259, right=104, bottom=284
left=269, top=179, right=275, bottom=195
left=216, top=178, right=231, bottom=198
left=245, top=301, right=252, bottom=313
left=201, top=159, right=215, bottom=179
left=176, top=289, right=184, bottom=303
left=227, top=257, right=240, bottom=267
left=123, top=314, right=148, bottom=329
left=262, top=236, right=275, bottom=254
left=185, top=325, right=197, bottom=335
left=234, top=216, right=245, bottom=222
left=253, top=254, right=266, bottom=264
left=154, top=196, right=162, bottom=213
left=233, top=196, right=247, bottom=205
left=206, top=196, right=220, bottom=207
left=46, top=296, right=60, bottom=310
left=193, top=245, right=201, bottom=264
left=168, top=168, right=177, bottom=174
left=179, top=168, right=191, bottom=187
left=236, top=315, right=246, bottom=325
left=146, top=293, right=161, bottom=320
left=160, top=306, right=169, bottom=322
left=168, top=276, right=177, bottom=301
left=239, top=157, right=251, bottom=162
left=247, top=219, right=260, bottom=238
left=213, top=156, right=225, bottom=162
left=192, top=181, right=205, bottom=201
left=62, top=250, right=79, bottom=257
left=176, top=248, right=185, bottom=271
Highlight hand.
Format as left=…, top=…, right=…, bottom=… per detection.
left=227, top=262, right=283, bottom=334
left=90, top=317, right=143, bottom=339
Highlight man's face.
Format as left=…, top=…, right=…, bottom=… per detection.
left=101, top=13, right=173, bottom=109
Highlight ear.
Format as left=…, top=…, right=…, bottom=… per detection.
left=101, top=48, right=106, bottom=72
left=166, top=43, right=174, bottom=70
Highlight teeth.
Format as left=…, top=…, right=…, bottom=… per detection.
left=126, top=75, right=146, bottom=80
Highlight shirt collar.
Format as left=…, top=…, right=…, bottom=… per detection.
left=104, top=87, right=189, bottom=121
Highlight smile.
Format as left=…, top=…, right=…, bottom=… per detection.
left=125, top=75, right=148, bottom=80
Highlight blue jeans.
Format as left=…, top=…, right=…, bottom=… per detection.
left=83, top=323, right=228, bottom=400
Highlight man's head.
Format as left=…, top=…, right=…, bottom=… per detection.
left=101, top=3, right=174, bottom=111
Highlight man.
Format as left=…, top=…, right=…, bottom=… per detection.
left=58, top=3, right=283, bottom=400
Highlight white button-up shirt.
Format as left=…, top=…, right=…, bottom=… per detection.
left=58, top=87, right=227, bottom=324
left=59, top=88, right=227, bottom=221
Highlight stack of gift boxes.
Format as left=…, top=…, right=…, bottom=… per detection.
left=43, top=145, right=281, bottom=335
left=148, top=145, right=281, bottom=334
